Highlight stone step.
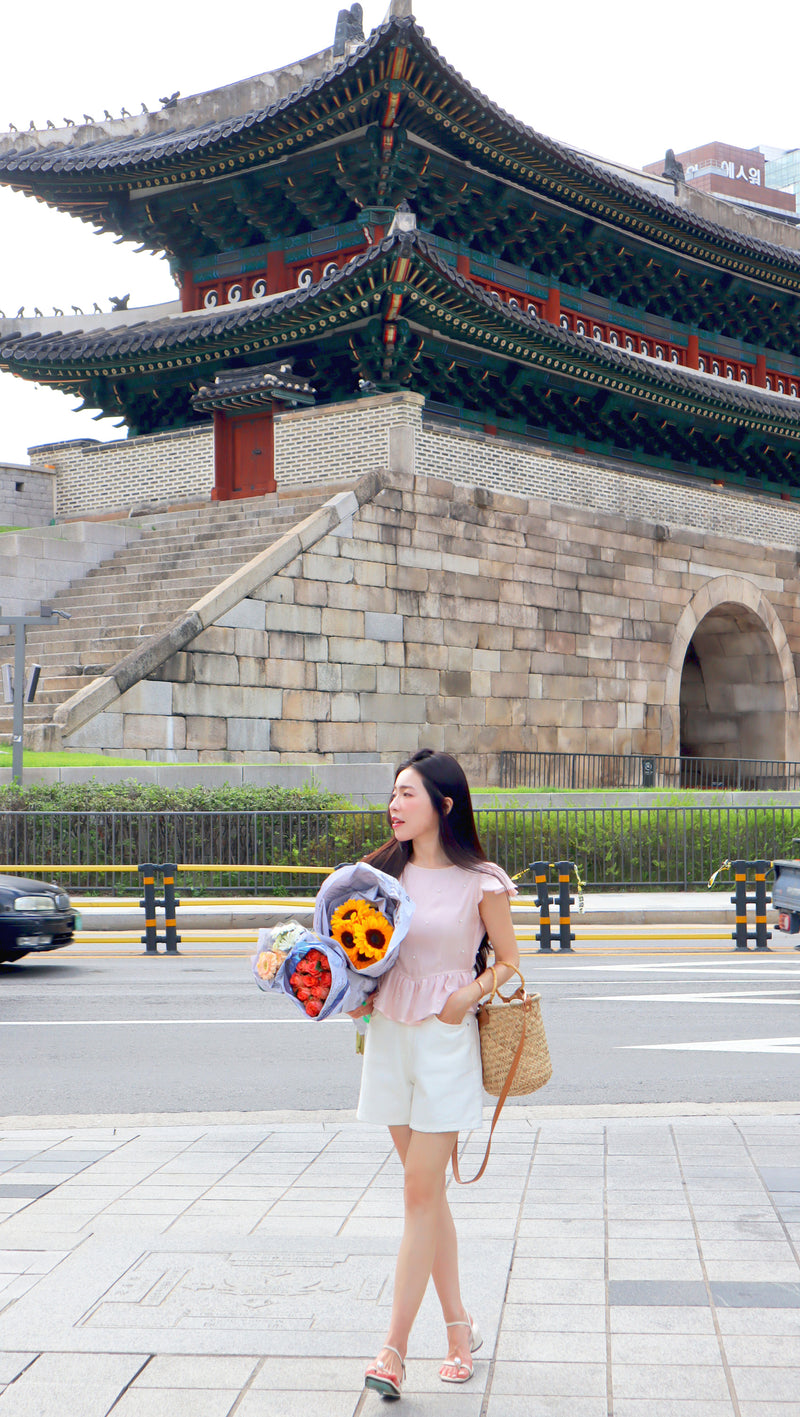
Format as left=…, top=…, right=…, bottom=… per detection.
left=44, top=576, right=235, bottom=608
left=70, top=559, right=271, bottom=591
left=1, top=487, right=335, bottom=737
left=91, top=522, right=302, bottom=558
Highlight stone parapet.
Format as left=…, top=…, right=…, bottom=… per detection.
left=0, top=461, right=55, bottom=528
left=30, top=427, right=214, bottom=519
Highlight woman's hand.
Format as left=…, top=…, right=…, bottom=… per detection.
left=436, top=984, right=476, bottom=1026
left=346, top=997, right=375, bottom=1020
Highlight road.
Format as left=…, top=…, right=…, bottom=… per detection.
left=1, top=945, right=799, bottom=1116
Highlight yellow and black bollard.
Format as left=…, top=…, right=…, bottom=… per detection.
left=730, top=859, right=772, bottom=951
left=138, top=863, right=182, bottom=955
left=531, top=860, right=576, bottom=953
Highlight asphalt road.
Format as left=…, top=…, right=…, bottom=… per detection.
left=1, top=946, right=799, bottom=1116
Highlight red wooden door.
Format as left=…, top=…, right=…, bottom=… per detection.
left=230, top=413, right=275, bottom=497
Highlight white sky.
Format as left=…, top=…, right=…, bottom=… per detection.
left=1, top=0, right=797, bottom=466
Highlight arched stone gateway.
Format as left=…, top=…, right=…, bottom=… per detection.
left=664, top=576, right=799, bottom=769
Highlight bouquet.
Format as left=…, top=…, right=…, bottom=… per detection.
left=252, top=864, right=415, bottom=1031
left=314, top=861, right=414, bottom=988
left=253, top=920, right=353, bottom=1020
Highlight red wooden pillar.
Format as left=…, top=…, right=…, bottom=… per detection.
left=755, top=354, right=767, bottom=388
left=266, top=249, right=287, bottom=294
left=178, top=269, right=198, bottom=312
left=545, top=287, right=561, bottom=325
left=687, top=334, right=700, bottom=370
left=457, top=253, right=471, bottom=278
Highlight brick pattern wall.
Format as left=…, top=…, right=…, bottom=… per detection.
left=34, top=391, right=800, bottom=552
left=274, top=393, right=422, bottom=487
left=0, top=463, right=55, bottom=527
left=418, top=421, right=800, bottom=549
left=73, top=472, right=800, bottom=775
left=30, top=428, right=214, bottom=518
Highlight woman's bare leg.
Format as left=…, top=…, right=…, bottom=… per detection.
left=368, top=1127, right=470, bottom=1385
left=389, top=1125, right=465, bottom=1322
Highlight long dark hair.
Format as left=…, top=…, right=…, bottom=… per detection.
left=363, top=749, right=497, bottom=975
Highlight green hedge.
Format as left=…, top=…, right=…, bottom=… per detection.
left=1, top=783, right=799, bottom=894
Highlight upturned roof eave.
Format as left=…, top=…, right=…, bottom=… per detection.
left=1, top=15, right=799, bottom=284
left=1, top=229, right=799, bottom=439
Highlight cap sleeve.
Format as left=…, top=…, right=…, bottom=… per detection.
left=478, top=865, right=518, bottom=900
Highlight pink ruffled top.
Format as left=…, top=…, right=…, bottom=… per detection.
left=374, top=860, right=517, bottom=1024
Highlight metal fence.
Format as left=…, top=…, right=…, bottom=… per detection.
left=2, top=806, right=800, bottom=894
left=500, top=750, right=800, bottom=792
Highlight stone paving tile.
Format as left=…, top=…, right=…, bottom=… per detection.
left=609, top=1306, right=718, bottom=1334
left=249, top=1357, right=366, bottom=1389
left=610, top=1333, right=723, bottom=1363
left=0, top=1358, right=35, bottom=1386
left=0, top=1353, right=147, bottom=1417
left=361, top=1396, right=485, bottom=1417
left=505, top=1278, right=606, bottom=1305
left=131, top=1357, right=260, bottom=1387
left=496, top=1331, right=607, bottom=1362
left=515, top=1236, right=606, bottom=1258
left=110, top=1392, right=239, bottom=1417
left=715, top=1308, right=800, bottom=1336
left=612, top=1364, right=733, bottom=1399
left=489, top=1361, right=608, bottom=1396
left=505, top=1257, right=605, bottom=1280
left=499, top=1303, right=607, bottom=1333
left=609, top=1260, right=706, bottom=1280
left=722, top=1335, right=800, bottom=1366
left=732, top=1368, right=800, bottom=1400
left=612, top=1404, right=735, bottom=1417
left=485, top=1400, right=608, bottom=1417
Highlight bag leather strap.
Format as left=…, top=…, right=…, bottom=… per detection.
left=451, top=962, right=529, bottom=1186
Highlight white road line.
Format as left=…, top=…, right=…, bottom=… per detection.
left=621, top=1037, right=800, bottom=1054
left=0, top=1018, right=351, bottom=1027
left=551, top=963, right=800, bottom=975
left=572, top=990, right=800, bottom=1002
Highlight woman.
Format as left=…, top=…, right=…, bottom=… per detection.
left=350, top=749, right=519, bottom=1399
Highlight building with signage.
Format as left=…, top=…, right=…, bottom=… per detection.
left=644, top=142, right=796, bottom=218
left=761, top=146, right=800, bottom=214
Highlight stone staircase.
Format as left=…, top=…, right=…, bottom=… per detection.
left=0, top=489, right=341, bottom=745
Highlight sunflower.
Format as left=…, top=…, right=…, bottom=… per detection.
left=331, top=899, right=394, bottom=970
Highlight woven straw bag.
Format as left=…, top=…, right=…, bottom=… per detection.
left=452, top=963, right=552, bottom=1185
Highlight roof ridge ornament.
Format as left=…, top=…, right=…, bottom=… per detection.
left=388, top=200, right=416, bottom=234
left=384, top=0, right=414, bottom=17
left=662, top=148, right=685, bottom=195
left=333, top=4, right=364, bottom=57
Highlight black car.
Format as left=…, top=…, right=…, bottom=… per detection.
left=0, top=875, right=78, bottom=963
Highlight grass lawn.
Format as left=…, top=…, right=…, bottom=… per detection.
left=0, top=748, right=145, bottom=768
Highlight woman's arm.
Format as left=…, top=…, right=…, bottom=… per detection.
left=476, top=889, right=520, bottom=993
left=436, top=889, right=520, bottom=1024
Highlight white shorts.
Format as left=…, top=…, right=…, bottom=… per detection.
left=357, top=1009, right=484, bottom=1133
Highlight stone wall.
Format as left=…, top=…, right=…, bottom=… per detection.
left=65, top=471, right=800, bottom=776
left=0, top=461, right=55, bottom=527
left=33, top=388, right=800, bottom=555
left=0, top=518, right=140, bottom=619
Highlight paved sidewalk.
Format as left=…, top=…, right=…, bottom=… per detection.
left=1, top=1108, right=799, bottom=1415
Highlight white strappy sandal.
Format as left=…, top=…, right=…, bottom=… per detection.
left=365, top=1344, right=406, bottom=1400
left=440, top=1312, right=483, bottom=1383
